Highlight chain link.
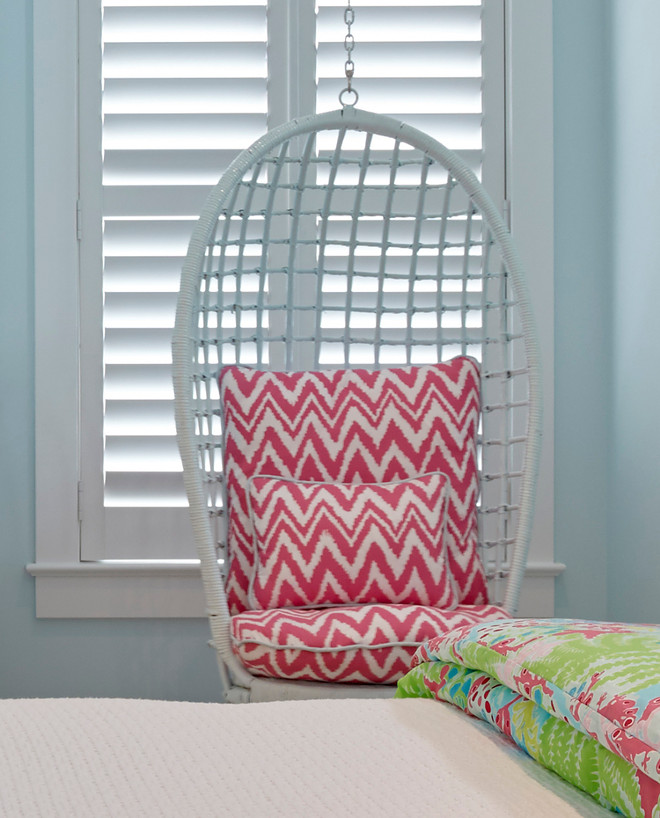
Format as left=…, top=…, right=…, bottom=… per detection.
left=339, top=1, right=359, bottom=107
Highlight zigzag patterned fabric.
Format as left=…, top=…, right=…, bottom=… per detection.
left=231, top=604, right=509, bottom=684
left=247, top=473, right=456, bottom=610
left=219, top=358, right=487, bottom=615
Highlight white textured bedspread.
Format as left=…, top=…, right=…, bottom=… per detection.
left=0, top=697, right=613, bottom=817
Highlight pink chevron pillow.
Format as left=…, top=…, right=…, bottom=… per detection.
left=246, top=473, right=457, bottom=610
left=219, top=358, right=486, bottom=615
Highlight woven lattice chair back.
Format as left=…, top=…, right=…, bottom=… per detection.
left=173, top=108, right=542, bottom=701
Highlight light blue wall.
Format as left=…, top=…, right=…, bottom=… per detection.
left=552, top=1, right=612, bottom=620
left=0, top=2, right=221, bottom=701
left=0, top=1, right=655, bottom=700
left=608, top=0, right=660, bottom=623
left=552, top=0, right=660, bottom=624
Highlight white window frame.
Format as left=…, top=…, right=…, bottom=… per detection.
left=30, top=0, right=557, bottom=618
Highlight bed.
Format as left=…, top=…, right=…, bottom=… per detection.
left=0, top=697, right=611, bottom=817
left=2, top=618, right=657, bottom=818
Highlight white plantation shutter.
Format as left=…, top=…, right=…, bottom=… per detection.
left=81, top=1, right=269, bottom=559
left=317, top=1, right=486, bottom=170
left=80, top=0, right=502, bottom=560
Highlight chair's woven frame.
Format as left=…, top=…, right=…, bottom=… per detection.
left=172, top=108, right=542, bottom=701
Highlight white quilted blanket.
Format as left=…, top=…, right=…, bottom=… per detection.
left=0, top=697, right=612, bottom=817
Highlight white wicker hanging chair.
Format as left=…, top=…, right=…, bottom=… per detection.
left=172, top=105, right=542, bottom=703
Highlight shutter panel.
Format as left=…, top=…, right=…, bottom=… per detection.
left=315, top=1, right=492, bottom=369
left=89, top=1, right=268, bottom=559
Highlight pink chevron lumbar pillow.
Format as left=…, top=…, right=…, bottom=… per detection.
left=219, top=358, right=486, bottom=615
left=246, top=473, right=457, bottom=610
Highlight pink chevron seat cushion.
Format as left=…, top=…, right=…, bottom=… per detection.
left=219, top=358, right=486, bottom=616
left=247, top=473, right=457, bottom=610
left=231, top=604, right=510, bottom=684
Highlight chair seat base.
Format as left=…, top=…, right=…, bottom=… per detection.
left=227, top=677, right=398, bottom=703
left=231, top=603, right=509, bottom=685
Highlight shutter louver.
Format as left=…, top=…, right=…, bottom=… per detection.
left=94, top=1, right=268, bottom=559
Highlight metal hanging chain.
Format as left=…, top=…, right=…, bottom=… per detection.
left=339, top=1, right=359, bottom=107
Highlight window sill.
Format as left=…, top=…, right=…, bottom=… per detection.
left=26, top=562, right=208, bottom=618
left=26, top=561, right=565, bottom=619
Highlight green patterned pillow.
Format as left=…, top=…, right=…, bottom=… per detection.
left=410, top=619, right=660, bottom=784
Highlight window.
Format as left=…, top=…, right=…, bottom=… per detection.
left=31, top=0, right=556, bottom=617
